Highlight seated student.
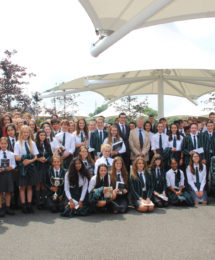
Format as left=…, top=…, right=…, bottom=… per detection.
left=0, top=137, right=16, bottom=217
left=45, top=156, right=66, bottom=213
left=186, top=152, right=207, bottom=205
left=43, top=125, right=60, bottom=155
left=103, top=125, right=126, bottom=159
left=62, top=157, right=91, bottom=217
left=130, top=157, right=154, bottom=213
left=94, top=144, right=113, bottom=175
left=55, top=120, right=75, bottom=169
left=88, top=164, right=117, bottom=212
left=110, top=156, right=129, bottom=213
left=78, top=145, right=95, bottom=176
left=35, top=130, right=53, bottom=209
left=166, top=158, right=194, bottom=206
left=149, top=154, right=168, bottom=207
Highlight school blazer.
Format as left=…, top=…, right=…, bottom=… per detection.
left=150, top=168, right=167, bottom=193
left=202, top=131, right=215, bottom=159
left=129, top=173, right=153, bottom=201
left=129, top=128, right=150, bottom=161
left=90, top=129, right=108, bottom=155
left=116, top=124, right=130, bottom=151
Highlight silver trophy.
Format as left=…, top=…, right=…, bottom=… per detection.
left=50, top=176, right=64, bottom=200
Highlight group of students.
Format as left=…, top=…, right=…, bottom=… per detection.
left=0, top=111, right=214, bottom=218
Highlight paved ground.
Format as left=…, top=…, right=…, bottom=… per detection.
left=1, top=198, right=215, bottom=260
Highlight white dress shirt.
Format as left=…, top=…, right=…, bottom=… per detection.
left=73, top=131, right=88, bottom=146
left=55, top=131, right=75, bottom=154
left=190, top=133, right=198, bottom=148
left=138, top=171, right=146, bottom=191
left=151, top=132, right=169, bottom=150
left=94, top=156, right=113, bottom=175
left=116, top=171, right=124, bottom=184
left=64, top=172, right=88, bottom=201
left=166, top=168, right=185, bottom=189
left=88, top=174, right=111, bottom=193
left=47, top=137, right=61, bottom=153
left=14, top=140, right=39, bottom=156
left=103, top=137, right=126, bottom=154
left=186, top=164, right=206, bottom=192
left=168, top=135, right=183, bottom=151
left=0, top=150, right=16, bottom=169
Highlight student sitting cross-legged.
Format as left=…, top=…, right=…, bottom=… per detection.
left=130, top=157, right=154, bottom=213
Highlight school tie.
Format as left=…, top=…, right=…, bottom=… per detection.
left=174, top=171, right=180, bottom=187
left=122, top=125, right=126, bottom=137
left=139, top=129, right=143, bottom=149
left=159, top=134, right=162, bottom=149
left=25, top=141, right=30, bottom=155
left=41, top=143, right=45, bottom=152
left=84, top=161, right=88, bottom=167
left=106, top=158, right=110, bottom=166
left=113, top=137, right=117, bottom=143
left=12, top=138, right=15, bottom=150
left=3, top=151, right=7, bottom=159
left=99, top=131, right=103, bottom=144
left=195, top=167, right=200, bottom=191
left=80, top=132, right=84, bottom=142
left=139, top=172, right=145, bottom=188
left=101, top=178, right=105, bottom=186
left=117, top=173, right=121, bottom=182
left=56, top=170, right=59, bottom=178
left=173, top=136, right=177, bottom=148
left=62, top=133, right=66, bottom=146
left=193, top=135, right=197, bottom=149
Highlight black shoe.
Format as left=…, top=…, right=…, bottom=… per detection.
left=6, top=207, right=15, bottom=215
left=27, top=203, right=34, bottom=213
left=21, top=204, right=29, bottom=214
left=0, top=208, right=5, bottom=217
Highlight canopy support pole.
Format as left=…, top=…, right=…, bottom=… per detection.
left=90, top=0, right=173, bottom=57
left=158, top=73, right=164, bottom=119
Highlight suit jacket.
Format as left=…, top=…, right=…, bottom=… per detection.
left=129, top=128, right=150, bottom=161
left=90, top=129, right=108, bottom=155
left=117, top=124, right=130, bottom=152
left=202, top=131, right=215, bottom=161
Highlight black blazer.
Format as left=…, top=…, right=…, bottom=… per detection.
left=117, top=124, right=130, bottom=152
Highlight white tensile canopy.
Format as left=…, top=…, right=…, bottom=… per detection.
left=43, top=69, right=215, bottom=118
left=79, top=0, right=215, bottom=56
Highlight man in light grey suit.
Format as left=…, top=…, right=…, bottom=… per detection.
left=129, top=116, right=150, bottom=162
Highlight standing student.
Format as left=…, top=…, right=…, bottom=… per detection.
left=51, top=119, right=61, bottom=136
left=90, top=117, right=108, bottom=160
left=55, top=120, right=75, bottom=169
left=166, top=159, right=194, bottom=206
left=78, top=145, right=95, bottom=176
left=0, top=137, right=16, bottom=217
left=149, top=154, right=168, bottom=207
left=68, top=121, right=76, bottom=134
left=29, top=120, right=38, bottom=140
left=73, top=119, right=89, bottom=156
left=43, top=125, right=60, bottom=154
left=144, top=121, right=154, bottom=163
left=16, top=118, right=24, bottom=137
left=45, top=156, right=66, bottom=213
left=110, top=157, right=129, bottom=213
left=1, top=114, right=12, bottom=137
left=94, top=144, right=113, bottom=175
left=130, top=157, right=154, bottom=213
left=103, top=125, right=126, bottom=159
left=14, top=125, right=39, bottom=213
left=62, top=157, right=91, bottom=217
left=148, top=114, right=157, bottom=133
left=186, top=152, right=207, bottom=205
left=6, top=123, right=18, bottom=152
left=35, top=129, right=53, bottom=209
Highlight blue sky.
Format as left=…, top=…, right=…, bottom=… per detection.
left=0, top=0, right=215, bottom=116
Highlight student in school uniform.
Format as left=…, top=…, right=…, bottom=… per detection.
left=45, top=156, right=66, bottom=213
left=35, top=129, right=53, bottom=209
left=0, top=137, right=16, bottom=217
left=88, top=163, right=117, bottom=212
left=14, top=125, right=39, bottom=213
left=68, top=121, right=76, bottom=134
left=186, top=152, right=207, bottom=205
left=110, top=156, right=129, bottom=213
left=144, top=121, right=154, bottom=163
left=94, top=144, right=113, bottom=175
left=1, top=114, right=12, bottom=137
left=55, top=120, right=75, bottom=169
left=90, top=117, right=108, bottom=160
left=168, top=123, right=184, bottom=167
left=103, top=125, right=126, bottom=159
left=78, top=145, right=95, bottom=176
left=43, top=125, right=61, bottom=155
left=73, top=119, right=89, bottom=156
left=29, top=120, right=38, bottom=140
left=148, top=154, right=168, bottom=207
left=62, top=157, right=91, bottom=217
left=6, top=123, right=19, bottom=209
left=159, top=118, right=170, bottom=135
left=182, top=123, right=205, bottom=167
left=51, top=119, right=61, bottom=136
left=166, top=158, right=194, bottom=206
left=130, top=157, right=154, bottom=213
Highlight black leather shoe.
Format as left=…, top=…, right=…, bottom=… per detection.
left=6, top=207, right=15, bottom=215
left=27, top=203, right=34, bottom=213
left=0, top=208, right=5, bottom=217
left=21, top=204, right=28, bottom=214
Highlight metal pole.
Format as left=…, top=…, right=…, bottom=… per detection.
left=158, top=72, right=164, bottom=119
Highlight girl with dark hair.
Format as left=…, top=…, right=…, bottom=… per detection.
left=166, top=159, right=194, bottom=206
left=74, top=119, right=89, bottom=156
left=130, top=157, right=154, bottom=213
left=6, top=123, right=18, bottom=152
left=110, top=157, right=129, bottom=213
left=29, top=120, right=38, bottom=140
left=149, top=154, right=168, bottom=207
left=35, top=129, right=53, bottom=209
left=1, top=114, right=12, bottom=137
left=78, top=145, right=95, bottom=176
left=44, top=125, right=60, bottom=154
left=186, top=152, right=207, bottom=205
left=62, top=157, right=91, bottom=217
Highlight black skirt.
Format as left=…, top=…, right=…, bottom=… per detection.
left=0, top=171, right=14, bottom=192
left=36, top=162, right=50, bottom=184
left=18, top=164, right=40, bottom=187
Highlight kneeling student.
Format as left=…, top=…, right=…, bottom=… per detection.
left=45, top=156, right=66, bottom=213
left=166, top=158, right=194, bottom=206
left=130, top=157, right=154, bottom=213
left=94, top=144, right=113, bottom=175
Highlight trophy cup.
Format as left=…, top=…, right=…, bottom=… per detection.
left=50, top=176, right=64, bottom=200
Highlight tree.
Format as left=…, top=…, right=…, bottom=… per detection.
left=114, top=96, right=148, bottom=121
left=89, top=103, right=108, bottom=117
left=143, top=107, right=158, bottom=118
left=30, top=91, right=42, bottom=119
left=0, top=50, right=35, bottom=112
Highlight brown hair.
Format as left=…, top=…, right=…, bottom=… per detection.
left=188, top=152, right=203, bottom=175
left=131, top=157, right=148, bottom=180
left=110, top=156, right=128, bottom=188
left=76, top=119, right=88, bottom=139
left=107, top=125, right=120, bottom=145
left=149, top=154, right=164, bottom=170
left=78, top=145, right=95, bottom=166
